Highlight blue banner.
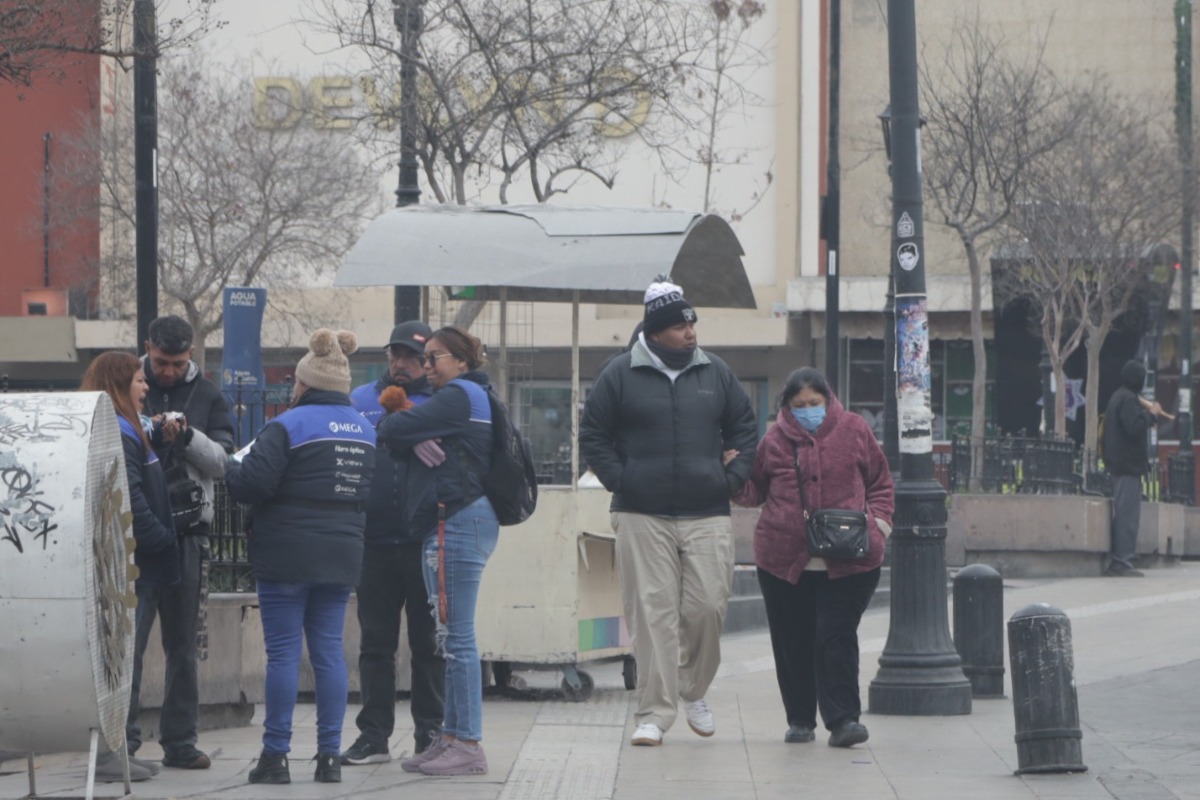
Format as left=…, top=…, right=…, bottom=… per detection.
left=221, top=287, right=268, bottom=446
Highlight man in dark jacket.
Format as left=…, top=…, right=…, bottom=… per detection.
left=131, top=315, right=235, bottom=771
left=342, top=321, right=445, bottom=765
left=581, top=277, right=758, bottom=747
left=1101, top=359, right=1161, bottom=577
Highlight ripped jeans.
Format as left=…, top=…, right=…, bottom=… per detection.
left=421, top=495, right=499, bottom=742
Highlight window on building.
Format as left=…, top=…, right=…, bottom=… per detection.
left=846, top=338, right=995, bottom=442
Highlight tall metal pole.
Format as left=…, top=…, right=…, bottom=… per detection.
left=1176, top=0, right=1195, bottom=502
left=393, top=0, right=424, bottom=324
left=822, top=0, right=842, bottom=392
left=134, top=0, right=158, bottom=355
left=868, top=0, right=972, bottom=716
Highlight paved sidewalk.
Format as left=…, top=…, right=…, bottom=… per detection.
left=4, top=564, right=1200, bottom=799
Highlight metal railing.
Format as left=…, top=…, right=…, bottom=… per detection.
left=947, top=435, right=1079, bottom=495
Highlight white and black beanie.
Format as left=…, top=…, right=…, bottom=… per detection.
left=643, top=276, right=698, bottom=336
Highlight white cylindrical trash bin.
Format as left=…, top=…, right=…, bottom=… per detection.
left=0, top=391, right=137, bottom=753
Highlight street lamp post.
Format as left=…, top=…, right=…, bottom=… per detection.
left=823, top=0, right=842, bottom=393
left=134, top=0, right=158, bottom=355
left=867, top=0, right=972, bottom=716
left=879, top=106, right=899, bottom=474
left=1175, top=0, right=1195, bottom=503
left=393, top=0, right=424, bottom=324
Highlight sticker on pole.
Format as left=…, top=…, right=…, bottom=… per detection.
left=897, top=243, right=919, bottom=271
left=897, top=212, right=914, bottom=238
left=896, top=295, right=933, bottom=454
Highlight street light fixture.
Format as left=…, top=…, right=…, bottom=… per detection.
left=867, top=0, right=972, bottom=717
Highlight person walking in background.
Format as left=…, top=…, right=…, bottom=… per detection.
left=580, top=277, right=758, bottom=747
left=80, top=352, right=179, bottom=783
left=375, top=326, right=499, bottom=776
left=225, top=330, right=376, bottom=785
left=1101, top=359, right=1161, bottom=578
left=134, top=315, right=235, bottom=772
left=342, top=320, right=446, bottom=766
left=733, top=367, right=892, bottom=748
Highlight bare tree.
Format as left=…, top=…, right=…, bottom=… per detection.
left=55, top=52, right=381, bottom=370
left=998, top=84, right=1179, bottom=447
left=0, top=0, right=220, bottom=87
left=306, top=0, right=766, bottom=205
left=920, top=20, right=1078, bottom=486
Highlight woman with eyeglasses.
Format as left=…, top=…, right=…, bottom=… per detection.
left=375, top=326, right=498, bottom=776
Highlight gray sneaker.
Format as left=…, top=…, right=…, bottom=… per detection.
left=418, top=739, right=488, bottom=776
left=400, top=737, right=449, bottom=773
left=129, top=755, right=161, bottom=775
left=94, top=752, right=153, bottom=782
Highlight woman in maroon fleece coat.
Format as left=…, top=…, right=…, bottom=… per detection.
left=733, top=367, right=893, bottom=748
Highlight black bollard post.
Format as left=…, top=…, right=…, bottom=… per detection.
left=1007, top=604, right=1087, bottom=774
left=953, top=564, right=1005, bottom=698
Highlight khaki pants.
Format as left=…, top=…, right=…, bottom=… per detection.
left=612, top=512, right=735, bottom=731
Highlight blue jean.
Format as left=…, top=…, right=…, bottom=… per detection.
left=421, top=496, right=499, bottom=742
left=256, top=580, right=353, bottom=755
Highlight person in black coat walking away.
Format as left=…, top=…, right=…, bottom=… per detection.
left=80, top=351, right=179, bottom=783
left=225, top=330, right=376, bottom=785
left=1101, top=359, right=1162, bottom=577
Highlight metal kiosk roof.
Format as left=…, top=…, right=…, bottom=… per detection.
left=334, top=204, right=756, bottom=309
left=335, top=204, right=756, bottom=489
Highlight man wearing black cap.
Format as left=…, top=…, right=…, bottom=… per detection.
left=342, top=321, right=445, bottom=764
left=581, top=277, right=758, bottom=748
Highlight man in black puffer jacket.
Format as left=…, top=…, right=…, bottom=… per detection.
left=581, top=277, right=758, bottom=748
left=1101, top=359, right=1162, bottom=577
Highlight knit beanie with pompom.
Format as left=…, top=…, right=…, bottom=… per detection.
left=642, top=275, right=697, bottom=336
left=295, top=329, right=358, bottom=394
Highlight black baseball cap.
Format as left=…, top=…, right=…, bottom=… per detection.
left=387, top=321, right=433, bottom=353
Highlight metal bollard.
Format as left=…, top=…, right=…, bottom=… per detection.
left=953, top=564, right=1005, bottom=698
left=1007, top=604, right=1088, bottom=774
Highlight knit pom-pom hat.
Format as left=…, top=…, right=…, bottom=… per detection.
left=643, top=275, right=697, bottom=336
left=295, top=328, right=358, bottom=394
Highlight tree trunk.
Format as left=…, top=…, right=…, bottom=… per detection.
left=965, top=235, right=986, bottom=491
left=192, top=327, right=208, bottom=376
left=1083, top=329, right=1103, bottom=472
left=1052, top=360, right=1068, bottom=436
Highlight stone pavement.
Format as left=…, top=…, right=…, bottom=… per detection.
left=4, top=564, right=1200, bottom=800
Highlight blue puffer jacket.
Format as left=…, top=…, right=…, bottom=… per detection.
left=376, top=371, right=493, bottom=540
left=351, top=377, right=433, bottom=545
left=119, top=416, right=179, bottom=588
left=224, top=389, right=377, bottom=586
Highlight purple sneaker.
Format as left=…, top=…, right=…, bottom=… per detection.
left=400, top=737, right=449, bottom=773
left=418, top=740, right=488, bottom=776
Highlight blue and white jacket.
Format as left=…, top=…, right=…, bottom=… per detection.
left=376, top=371, right=494, bottom=540
left=119, top=416, right=179, bottom=588
left=224, top=389, right=377, bottom=586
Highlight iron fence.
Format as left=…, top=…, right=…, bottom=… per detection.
left=947, top=435, right=1079, bottom=495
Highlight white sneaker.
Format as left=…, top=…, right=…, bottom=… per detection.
left=630, top=723, right=664, bottom=746
left=685, top=699, right=715, bottom=737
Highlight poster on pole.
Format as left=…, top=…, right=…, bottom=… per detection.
left=896, top=294, right=933, bottom=454
left=221, top=287, right=268, bottom=446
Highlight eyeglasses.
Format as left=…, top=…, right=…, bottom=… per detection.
left=419, top=352, right=454, bottom=367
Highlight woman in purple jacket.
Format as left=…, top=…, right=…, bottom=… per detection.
left=733, top=367, right=893, bottom=748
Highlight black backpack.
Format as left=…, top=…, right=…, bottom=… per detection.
left=451, top=379, right=538, bottom=526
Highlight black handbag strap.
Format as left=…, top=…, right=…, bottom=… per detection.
left=792, top=442, right=812, bottom=521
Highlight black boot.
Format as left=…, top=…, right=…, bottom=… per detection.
left=248, top=751, right=290, bottom=784
left=314, top=752, right=341, bottom=783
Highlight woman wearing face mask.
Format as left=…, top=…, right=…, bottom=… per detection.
left=732, top=367, right=893, bottom=749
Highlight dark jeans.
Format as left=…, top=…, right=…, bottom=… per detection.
left=757, top=566, right=880, bottom=732
left=127, top=534, right=206, bottom=756
left=1110, top=474, right=1142, bottom=570
left=355, top=542, right=445, bottom=751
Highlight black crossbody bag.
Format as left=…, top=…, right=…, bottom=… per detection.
left=793, top=443, right=869, bottom=561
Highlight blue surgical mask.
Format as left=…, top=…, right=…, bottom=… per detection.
left=791, top=405, right=826, bottom=432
